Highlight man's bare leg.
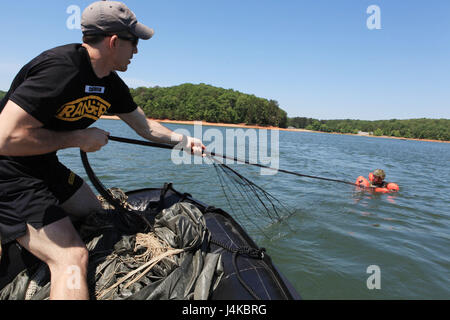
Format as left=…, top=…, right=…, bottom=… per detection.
left=16, top=217, right=89, bottom=300
left=60, top=181, right=103, bottom=219
left=15, top=180, right=103, bottom=299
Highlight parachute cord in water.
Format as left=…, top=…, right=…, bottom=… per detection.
left=106, top=136, right=299, bottom=232
left=213, top=158, right=285, bottom=222
left=209, top=156, right=295, bottom=237
left=211, top=159, right=273, bottom=238
left=107, top=135, right=359, bottom=187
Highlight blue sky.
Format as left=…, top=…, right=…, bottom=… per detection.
left=0, top=0, right=449, bottom=120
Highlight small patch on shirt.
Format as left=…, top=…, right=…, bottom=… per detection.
left=85, top=85, right=105, bottom=94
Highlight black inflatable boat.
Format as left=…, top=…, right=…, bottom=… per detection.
left=0, top=183, right=300, bottom=300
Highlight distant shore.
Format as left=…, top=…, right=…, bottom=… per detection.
left=100, top=115, right=450, bottom=144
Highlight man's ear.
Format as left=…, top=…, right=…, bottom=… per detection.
left=108, top=35, right=119, bottom=49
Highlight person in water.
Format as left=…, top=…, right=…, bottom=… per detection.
left=369, top=169, right=387, bottom=188
left=0, top=1, right=204, bottom=299
left=356, top=169, right=398, bottom=192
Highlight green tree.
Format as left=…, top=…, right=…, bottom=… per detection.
left=373, top=128, right=383, bottom=136
left=131, top=84, right=449, bottom=140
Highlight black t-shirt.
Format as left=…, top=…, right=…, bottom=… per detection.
left=0, top=43, right=137, bottom=131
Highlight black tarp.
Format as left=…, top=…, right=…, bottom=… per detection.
left=0, top=201, right=223, bottom=300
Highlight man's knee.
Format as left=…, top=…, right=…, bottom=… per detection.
left=17, top=217, right=88, bottom=269
left=49, top=246, right=89, bottom=274
left=46, top=225, right=89, bottom=271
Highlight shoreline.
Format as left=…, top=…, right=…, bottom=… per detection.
left=100, top=115, right=450, bottom=144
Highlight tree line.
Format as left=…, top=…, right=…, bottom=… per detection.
left=288, top=117, right=450, bottom=141
left=129, top=83, right=288, bottom=128
left=129, top=83, right=448, bottom=141
left=2, top=86, right=448, bottom=141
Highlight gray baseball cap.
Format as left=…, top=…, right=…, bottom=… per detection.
left=81, top=1, right=154, bottom=40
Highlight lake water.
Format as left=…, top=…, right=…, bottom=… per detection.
left=58, top=119, right=450, bottom=300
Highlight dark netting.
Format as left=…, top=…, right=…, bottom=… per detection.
left=209, top=158, right=295, bottom=238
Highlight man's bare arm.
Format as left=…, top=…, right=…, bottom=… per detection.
left=118, top=107, right=182, bottom=144
left=0, top=100, right=110, bottom=156
left=118, top=107, right=205, bottom=154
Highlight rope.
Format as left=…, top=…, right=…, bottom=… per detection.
left=209, top=237, right=266, bottom=300
left=107, top=135, right=361, bottom=187
left=80, top=150, right=153, bottom=230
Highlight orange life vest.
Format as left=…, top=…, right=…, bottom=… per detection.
left=355, top=173, right=399, bottom=193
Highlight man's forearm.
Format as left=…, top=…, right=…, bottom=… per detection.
left=119, top=108, right=184, bottom=145
left=117, top=108, right=206, bottom=153
left=139, top=119, right=184, bottom=145
left=0, top=127, right=82, bottom=156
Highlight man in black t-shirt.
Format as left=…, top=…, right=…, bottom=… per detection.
left=0, top=1, right=204, bottom=299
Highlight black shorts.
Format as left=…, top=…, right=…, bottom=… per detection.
left=0, top=154, right=83, bottom=244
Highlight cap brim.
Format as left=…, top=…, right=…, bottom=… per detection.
left=131, top=22, right=154, bottom=40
